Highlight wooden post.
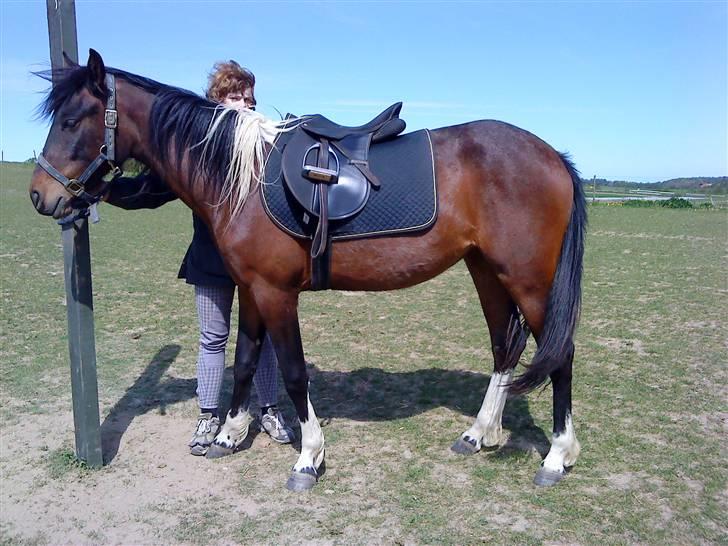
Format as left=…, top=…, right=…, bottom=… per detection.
left=592, top=175, right=596, bottom=204
left=47, top=0, right=103, bottom=467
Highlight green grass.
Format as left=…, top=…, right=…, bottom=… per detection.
left=2, top=162, right=727, bottom=544
left=45, top=447, right=91, bottom=480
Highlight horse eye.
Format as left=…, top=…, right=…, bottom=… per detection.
left=62, top=118, right=80, bottom=129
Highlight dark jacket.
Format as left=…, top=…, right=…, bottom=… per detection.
left=106, top=172, right=235, bottom=288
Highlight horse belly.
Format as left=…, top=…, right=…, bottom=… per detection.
left=328, top=239, right=466, bottom=291
left=327, top=203, right=472, bottom=291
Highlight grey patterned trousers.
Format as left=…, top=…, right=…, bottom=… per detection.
left=195, top=285, right=279, bottom=410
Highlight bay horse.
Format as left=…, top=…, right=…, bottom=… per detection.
left=29, top=50, right=586, bottom=490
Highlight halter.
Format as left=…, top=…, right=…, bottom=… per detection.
left=37, top=73, right=123, bottom=213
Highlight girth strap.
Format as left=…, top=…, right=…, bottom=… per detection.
left=311, top=236, right=332, bottom=291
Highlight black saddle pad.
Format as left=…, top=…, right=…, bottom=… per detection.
left=261, top=128, right=437, bottom=240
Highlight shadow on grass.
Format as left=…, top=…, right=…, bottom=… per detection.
left=307, top=364, right=550, bottom=458
left=101, top=350, right=549, bottom=463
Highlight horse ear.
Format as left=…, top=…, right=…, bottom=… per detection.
left=86, top=48, right=107, bottom=97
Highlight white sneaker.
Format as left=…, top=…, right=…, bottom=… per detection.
left=259, top=407, right=295, bottom=444
left=188, top=412, right=220, bottom=456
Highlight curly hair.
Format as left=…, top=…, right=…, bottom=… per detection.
left=206, top=60, right=255, bottom=103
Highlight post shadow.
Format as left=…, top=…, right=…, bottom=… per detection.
left=100, top=344, right=197, bottom=463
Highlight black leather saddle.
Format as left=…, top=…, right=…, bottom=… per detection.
left=280, top=103, right=407, bottom=289
left=299, top=102, right=405, bottom=141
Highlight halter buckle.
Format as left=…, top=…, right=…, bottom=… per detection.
left=66, top=179, right=85, bottom=196
left=105, top=109, right=118, bottom=129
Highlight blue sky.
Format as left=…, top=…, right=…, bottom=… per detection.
left=1, top=1, right=725, bottom=181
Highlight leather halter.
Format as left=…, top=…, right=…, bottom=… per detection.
left=37, top=73, right=123, bottom=208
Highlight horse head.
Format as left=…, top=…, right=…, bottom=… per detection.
left=30, top=49, right=132, bottom=219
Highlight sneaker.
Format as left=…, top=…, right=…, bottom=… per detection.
left=188, top=412, right=220, bottom=456
left=259, top=407, right=295, bottom=444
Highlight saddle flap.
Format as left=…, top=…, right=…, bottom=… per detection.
left=281, top=130, right=370, bottom=221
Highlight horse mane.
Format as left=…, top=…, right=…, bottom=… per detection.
left=191, top=103, right=295, bottom=220
left=36, top=65, right=171, bottom=120
left=36, top=65, right=293, bottom=219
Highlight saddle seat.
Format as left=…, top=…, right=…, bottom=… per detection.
left=300, top=102, right=405, bottom=142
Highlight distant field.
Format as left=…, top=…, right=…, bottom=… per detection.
left=587, top=184, right=728, bottom=205
left=2, top=162, right=726, bottom=544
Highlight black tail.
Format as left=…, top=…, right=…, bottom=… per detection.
left=510, top=153, right=587, bottom=394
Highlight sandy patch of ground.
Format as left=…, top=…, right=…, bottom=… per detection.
left=0, top=399, right=294, bottom=545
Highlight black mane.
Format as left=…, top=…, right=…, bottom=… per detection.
left=37, top=65, right=237, bottom=190
left=36, top=65, right=174, bottom=120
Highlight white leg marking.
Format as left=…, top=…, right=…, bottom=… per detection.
left=213, top=410, right=253, bottom=449
left=462, top=371, right=513, bottom=449
left=292, top=395, right=325, bottom=473
left=542, top=413, right=581, bottom=473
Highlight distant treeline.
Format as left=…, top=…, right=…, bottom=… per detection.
left=591, top=176, right=728, bottom=194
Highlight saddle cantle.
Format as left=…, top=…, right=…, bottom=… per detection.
left=263, top=103, right=437, bottom=290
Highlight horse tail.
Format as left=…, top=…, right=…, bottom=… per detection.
left=509, top=152, right=587, bottom=394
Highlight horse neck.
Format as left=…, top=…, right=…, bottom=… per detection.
left=121, top=82, right=231, bottom=226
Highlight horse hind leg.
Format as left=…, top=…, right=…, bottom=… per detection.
left=452, top=255, right=529, bottom=455
left=505, top=277, right=581, bottom=486
left=533, top=347, right=581, bottom=486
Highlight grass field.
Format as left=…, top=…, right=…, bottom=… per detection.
left=1, top=162, right=727, bottom=545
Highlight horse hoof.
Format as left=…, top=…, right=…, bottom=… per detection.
left=533, top=466, right=565, bottom=487
left=286, top=468, right=317, bottom=492
left=205, top=443, right=233, bottom=459
left=451, top=436, right=479, bottom=455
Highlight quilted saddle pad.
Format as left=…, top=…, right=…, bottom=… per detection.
left=261, top=128, right=437, bottom=240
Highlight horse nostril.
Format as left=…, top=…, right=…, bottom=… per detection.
left=31, top=190, right=41, bottom=209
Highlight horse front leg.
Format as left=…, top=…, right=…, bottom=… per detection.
left=257, top=286, right=324, bottom=492
left=206, top=286, right=263, bottom=459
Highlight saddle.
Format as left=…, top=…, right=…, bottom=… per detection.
left=280, top=103, right=407, bottom=289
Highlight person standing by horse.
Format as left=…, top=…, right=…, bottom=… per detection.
left=105, top=60, right=295, bottom=455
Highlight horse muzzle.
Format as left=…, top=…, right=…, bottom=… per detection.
left=30, top=189, right=68, bottom=219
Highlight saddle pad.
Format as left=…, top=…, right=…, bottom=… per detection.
left=261, top=129, right=437, bottom=240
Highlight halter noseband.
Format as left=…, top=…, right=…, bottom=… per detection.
left=37, top=73, right=123, bottom=209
